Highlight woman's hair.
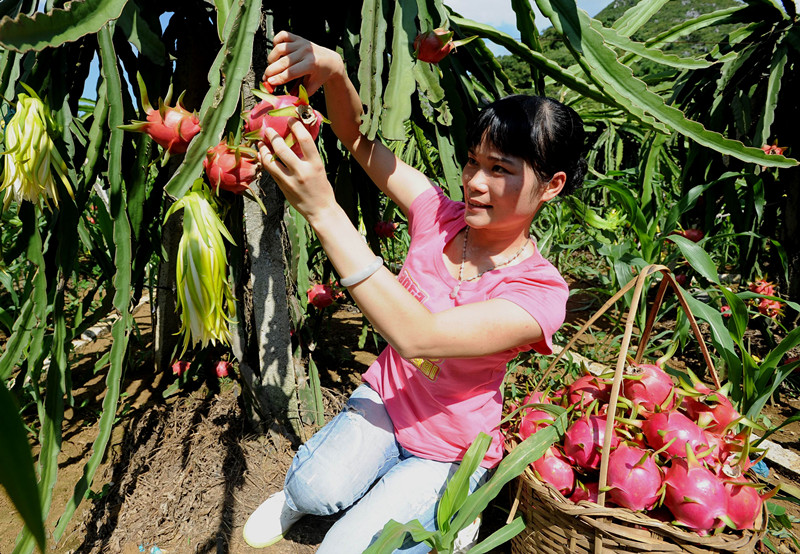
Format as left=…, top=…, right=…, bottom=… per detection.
left=466, top=95, right=587, bottom=196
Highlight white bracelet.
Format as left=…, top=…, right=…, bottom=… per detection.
left=340, top=257, right=384, bottom=287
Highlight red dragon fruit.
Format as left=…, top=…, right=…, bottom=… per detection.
left=307, top=283, right=340, bottom=309
left=675, top=228, right=705, bottom=242
left=244, top=83, right=324, bottom=157
left=518, top=391, right=555, bottom=440
left=531, top=446, right=576, bottom=496
left=519, top=408, right=555, bottom=440
left=203, top=141, right=260, bottom=194
left=570, top=480, right=599, bottom=503
left=567, top=374, right=611, bottom=408
left=642, top=411, right=711, bottom=459
left=683, top=390, right=741, bottom=435
left=663, top=446, right=731, bottom=534
left=564, top=414, right=618, bottom=471
left=722, top=473, right=763, bottom=530
left=622, top=361, right=675, bottom=413
left=605, top=444, right=664, bottom=511
left=749, top=278, right=776, bottom=297
left=120, top=73, right=201, bottom=159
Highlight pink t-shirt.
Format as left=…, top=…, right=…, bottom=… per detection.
left=363, top=186, right=568, bottom=467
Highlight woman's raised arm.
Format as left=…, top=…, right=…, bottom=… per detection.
left=264, top=31, right=433, bottom=216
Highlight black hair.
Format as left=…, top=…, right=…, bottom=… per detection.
left=466, top=95, right=587, bottom=196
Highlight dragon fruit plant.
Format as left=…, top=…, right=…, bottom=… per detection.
left=119, top=73, right=201, bottom=165
left=164, top=179, right=236, bottom=353
left=0, top=84, right=73, bottom=211
left=505, top=363, right=770, bottom=536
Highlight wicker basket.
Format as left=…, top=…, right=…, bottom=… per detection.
left=507, top=264, right=767, bottom=554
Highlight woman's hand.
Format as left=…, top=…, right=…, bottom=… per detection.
left=264, top=31, right=344, bottom=96
left=258, top=118, right=335, bottom=222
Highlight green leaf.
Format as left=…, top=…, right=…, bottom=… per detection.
left=116, top=1, right=166, bottom=65
left=437, top=432, right=492, bottom=534
left=357, top=0, right=387, bottom=140
left=0, top=0, right=128, bottom=52
left=591, top=18, right=717, bottom=70
left=450, top=15, right=614, bottom=108
left=0, top=379, right=45, bottom=552
left=213, top=0, right=233, bottom=40
left=754, top=43, right=787, bottom=147
left=447, top=407, right=567, bottom=535
left=363, top=519, right=434, bottom=554
left=666, top=234, right=720, bottom=284
left=381, top=0, right=417, bottom=141
left=164, top=0, right=262, bottom=198
left=612, top=0, right=669, bottom=37
left=306, top=355, right=325, bottom=426
left=537, top=0, right=798, bottom=168
left=468, top=517, right=526, bottom=554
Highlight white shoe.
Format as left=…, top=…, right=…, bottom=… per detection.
left=453, top=514, right=481, bottom=553
left=243, top=490, right=305, bottom=548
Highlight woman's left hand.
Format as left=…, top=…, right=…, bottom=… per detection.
left=258, top=118, right=335, bottom=222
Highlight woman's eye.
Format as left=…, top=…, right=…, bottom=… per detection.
left=467, top=157, right=479, bottom=166
left=493, top=165, right=507, bottom=173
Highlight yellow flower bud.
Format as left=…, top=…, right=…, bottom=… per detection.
left=0, top=84, right=73, bottom=211
left=165, top=180, right=236, bottom=353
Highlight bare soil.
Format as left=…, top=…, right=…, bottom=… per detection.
left=2, top=298, right=800, bottom=553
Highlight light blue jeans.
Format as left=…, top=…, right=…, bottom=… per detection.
left=283, top=384, right=491, bottom=554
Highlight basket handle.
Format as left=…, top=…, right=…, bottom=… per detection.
left=594, top=265, right=718, bottom=508
left=534, top=265, right=719, bottom=392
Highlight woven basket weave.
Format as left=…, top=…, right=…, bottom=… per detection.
left=507, top=265, right=766, bottom=554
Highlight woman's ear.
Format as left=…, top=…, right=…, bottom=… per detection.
left=541, top=171, right=567, bottom=202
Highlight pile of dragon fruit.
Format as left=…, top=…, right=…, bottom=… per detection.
left=507, top=362, right=769, bottom=536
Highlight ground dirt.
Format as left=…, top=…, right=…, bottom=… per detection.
left=2, top=297, right=800, bottom=553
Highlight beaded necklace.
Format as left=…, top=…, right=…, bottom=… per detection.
left=449, top=226, right=530, bottom=299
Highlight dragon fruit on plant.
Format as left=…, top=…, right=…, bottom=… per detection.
left=119, top=73, right=201, bottom=162
left=203, top=140, right=260, bottom=194
left=244, top=83, right=325, bottom=157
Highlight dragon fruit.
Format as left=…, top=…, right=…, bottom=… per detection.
left=683, top=391, right=740, bottom=435
left=203, top=141, right=260, bottom=194
left=570, top=480, right=599, bottom=503
left=307, top=283, right=339, bottom=309
left=120, top=73, right=201, bottom=160
left=663, top=446, right=731, bottom=534
left=622, top=362, right=675, bottom=412
left=244, top=83, right=324, bottom=157
left=722, top=474, right=763, bottom=530
left=567, top=374, right=611, bottom=408
left=564, top=414, right=617, bottom=471
left=531, top=446, right=576, bottom=496
left=605, top=444, right=664, bottom=511
left=642, top=411, right=711, bottom=459
left=519, top=408, right=555, bottom=441
left=413, top=28, right=477, bottom=63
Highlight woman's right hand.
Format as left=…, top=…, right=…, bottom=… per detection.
left=263, top=31, right=344, bottom=96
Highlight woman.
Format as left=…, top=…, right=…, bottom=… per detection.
left=243, top=31, right=587, bottom=553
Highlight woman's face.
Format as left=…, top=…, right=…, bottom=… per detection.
left=461, top=138, right=545, bottom=235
